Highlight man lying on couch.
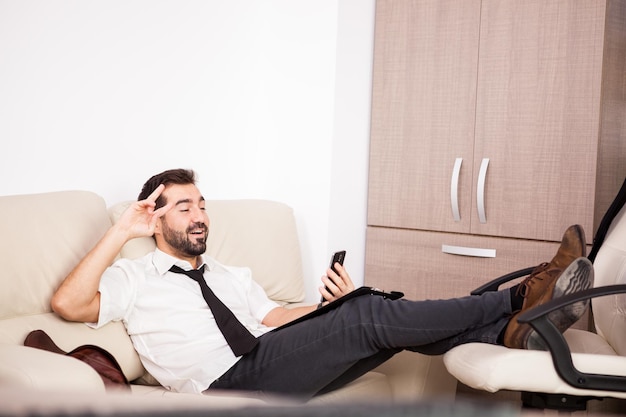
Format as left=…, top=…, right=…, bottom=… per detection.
left=51, top=168, right=593, bottom=399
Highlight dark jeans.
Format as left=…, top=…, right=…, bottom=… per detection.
left=209, top=290, right=512, bottom=399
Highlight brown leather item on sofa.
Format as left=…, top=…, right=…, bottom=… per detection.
left=24, top=329, right=130, bottom=391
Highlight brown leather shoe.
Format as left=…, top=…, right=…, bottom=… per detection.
left=514, top=225, right=586, bottom=314
left=504, top=257, right=593, bottom=350
left=503, top=225, right=586, bottom=349
left=546, top=224, right=586, bottom=271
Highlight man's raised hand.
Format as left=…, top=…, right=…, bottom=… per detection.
left=116, top=184, right=174, bottom=240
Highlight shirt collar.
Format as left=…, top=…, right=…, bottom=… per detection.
left=153, top=248, right=215, bottom=275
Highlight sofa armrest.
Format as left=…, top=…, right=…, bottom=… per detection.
left=0, top=344, right=105, bottom=393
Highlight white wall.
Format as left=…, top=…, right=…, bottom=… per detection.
left=0, top=0, right=375, bottom=302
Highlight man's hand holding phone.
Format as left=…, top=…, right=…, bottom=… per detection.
left=319, top=250, right=355, bottom=303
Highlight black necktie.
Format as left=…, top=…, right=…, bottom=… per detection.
left=169, top=264, right=259, bottom=356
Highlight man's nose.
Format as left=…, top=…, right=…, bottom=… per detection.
left=190, top=206, right=206, bottom=221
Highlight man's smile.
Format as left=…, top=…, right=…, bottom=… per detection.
left=188, top=224, right=208, bottom=239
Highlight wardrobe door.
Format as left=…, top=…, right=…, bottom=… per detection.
left=367, top=0, right=481, bottom=233
left=471, top=0, right=606, bottom=242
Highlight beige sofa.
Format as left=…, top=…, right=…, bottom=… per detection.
left=0, top=190, right=456, bottom=412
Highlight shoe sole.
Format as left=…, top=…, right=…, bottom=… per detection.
left=527, top=257, right=594, bottom=350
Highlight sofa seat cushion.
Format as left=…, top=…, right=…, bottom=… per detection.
left=132, top=370, right=392, bottom=405
left=372, top=351, right=457, bottom=401
left=130, top=384, right=272, bottom=407
left=0, top=344, right=106, bottom=392
left=0, top=386, right=274, bottom=415
left=309, top=371, right=392, bottom=404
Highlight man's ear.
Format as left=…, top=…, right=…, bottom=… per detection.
left=153, top=216, right=163, bottom=236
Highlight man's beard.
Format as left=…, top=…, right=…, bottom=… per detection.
left=161, top=219, right=208, bottom=256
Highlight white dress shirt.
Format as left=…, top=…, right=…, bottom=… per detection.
left=90, top=249, right=279, bottom=394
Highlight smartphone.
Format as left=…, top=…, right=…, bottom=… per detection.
left=321, top=250, right=346, bottom=302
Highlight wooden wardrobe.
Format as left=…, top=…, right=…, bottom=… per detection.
left=365, top=0, right=626, bottom=300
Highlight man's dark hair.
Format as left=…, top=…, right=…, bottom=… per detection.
left=137, top=168, right=197, bottom=209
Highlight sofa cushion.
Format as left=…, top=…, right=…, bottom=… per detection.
left=108, top=199, right=305, bottom=305
left=0, top=191, right=112, bottom=319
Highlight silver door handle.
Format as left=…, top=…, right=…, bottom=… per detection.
left=450, top=158, right=463, bottom=222
left=477, top=158, right=489, bottom=223
left=442, top=244, right=496, bottom=258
